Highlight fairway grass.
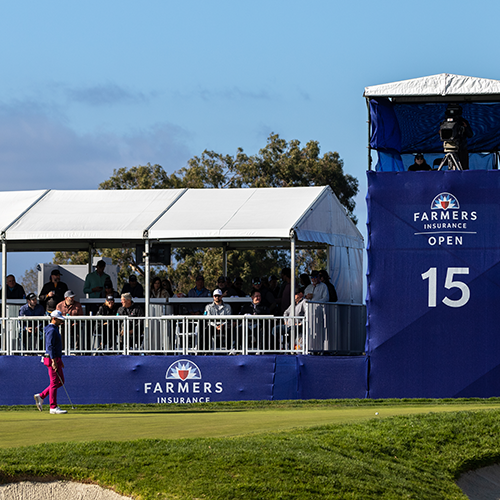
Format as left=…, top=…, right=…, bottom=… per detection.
left=2, top=399, right=500, bottom=448
left=2, top=400, right=500, bottom=498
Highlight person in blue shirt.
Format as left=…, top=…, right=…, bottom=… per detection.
left=34, top=310, right=68, bottom=414
left=19, top=293, right=46, bottom=350
left=2, top=274, right=26, bottom=299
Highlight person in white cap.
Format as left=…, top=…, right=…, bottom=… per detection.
left=34, top=310, right=68, bottom=414
left=202, top=289, right=232, bottom=350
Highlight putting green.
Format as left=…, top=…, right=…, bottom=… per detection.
left=2, top=403, right=500, bottom=448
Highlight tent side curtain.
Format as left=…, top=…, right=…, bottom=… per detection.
left=292, top=187, right=364, bottom=250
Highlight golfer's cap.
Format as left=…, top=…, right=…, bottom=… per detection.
left=26, top=293, right=37, bottom=300
left=217, top=276, right=226, bottom=283
left=50, top=310, right=66, bottom=320
left=129, top=274, right=137, bottom=282
left=50, top=269, right=61, bottom=276
left=64, top=290, right=75, bottom=298
left=310, top=270, right=320, bottom=278
left=213, top=289, right=223, bottom=297
left=106, top=295, right=115, bottom=300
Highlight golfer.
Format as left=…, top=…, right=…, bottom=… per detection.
left=34, top=310, right=68, bottom=414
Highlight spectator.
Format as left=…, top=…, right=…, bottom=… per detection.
left=203, top=289, right=232, bottom=350
left=151, top=277, right=169, bottom=298
left=299, top=273, right=311, bottom=294
left=226, top=276, right=246, bottom=297
left=19, top=292, right=45, bottom=350
left=56, top=290, right=84, bottom=350
left=95, top=295, right=120, bottom=350
left=250, top=277, right=276, bottom=311
left=304, top=271, right=329, bottom=302
left=240, top=289, right=271, bottom=316
left=162, top=279, right=174, bottom=297
left=100, top=278, right=120, bottom=299
left=2, top=274, right=26, bottom=299
left=279, top=267, right=292, bottom=315
left=56, top=290, right=84, bottom=316
left=97, top=295, right=120, bottom=316
left=186, top=275, right=211, bottom=315
left=20, top=292, right=45, bottom=317
left=39, top=269, right=68, bottom=313
left=215, top=276, right=230, bottom=297
left=121, top=274, right=144, bottom=298
left=117, top=292, right=144, bottom=349
left=83, top=260, right=110, bottom=298
left=117, top=292, right=144, bottom=317
left=274, top=291, right=307, bottom=350
left=268, top=275, right=279, bottom=298
left=240, top=290, right=272, bottom=350
left=319, top=270, right=338, bottom=303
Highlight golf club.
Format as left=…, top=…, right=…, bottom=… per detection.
left=56, top=371, right=76, bottom=409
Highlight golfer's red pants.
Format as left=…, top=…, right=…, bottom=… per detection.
left=40, top=358, right=64, bottom=409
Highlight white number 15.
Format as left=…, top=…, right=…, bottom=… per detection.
left=421, top=267, right=470, bottom=308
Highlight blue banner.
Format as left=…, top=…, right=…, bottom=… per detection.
left=367, top=170, right=500, bottom=398
left=0, top=355, right=366, bottom=405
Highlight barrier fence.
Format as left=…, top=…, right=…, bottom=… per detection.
left=1, top=315, right=308, bottom=356
left=0, top=303, right=366, bottom=356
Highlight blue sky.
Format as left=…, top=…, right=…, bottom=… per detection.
left=1, top=0, right=498, bottom=283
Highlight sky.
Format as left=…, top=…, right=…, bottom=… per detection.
left=1, top=0, right=499, bottom=284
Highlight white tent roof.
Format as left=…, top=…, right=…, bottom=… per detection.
left=148, top=186, right=363, bottom=248
left=364, top=73, right=500, bottom=100
left=0, top=186, right=363, bottom=251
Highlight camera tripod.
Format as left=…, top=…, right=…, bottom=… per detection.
left=437, top=152, right=463, bottom=171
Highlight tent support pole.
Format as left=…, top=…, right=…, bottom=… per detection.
left=1, top=238, right=5, bottom=350
left=222, top=243, right=228, bottom=277
left=290, top=232, right=296, bottom=320
left=145, top=239, right=150, bottom=343
left=88, top=245, right=93, bottom=278
left=367, top=98, right=372, bottom=171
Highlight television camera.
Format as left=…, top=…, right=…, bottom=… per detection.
left=438, top=104, right=466, bottom=170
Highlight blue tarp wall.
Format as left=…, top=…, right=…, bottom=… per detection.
left=0, top=355, right=367, bottom=405
left=366, top=170, right=500, bottom=397
left=370, top=98, right=500, bottom=171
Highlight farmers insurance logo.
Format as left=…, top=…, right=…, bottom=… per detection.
left=413, top=192, right=477, bottom=246
left=144, top=360, right=223, bottom=404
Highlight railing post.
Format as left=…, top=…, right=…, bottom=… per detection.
left=242, top=316, right=248, bottom=355
left=125, top=317, right=129, bottom=355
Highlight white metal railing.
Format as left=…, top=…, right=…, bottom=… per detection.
left=1, top=315, right=308, bottom=356
left=0, top=304, right=367, bottom=356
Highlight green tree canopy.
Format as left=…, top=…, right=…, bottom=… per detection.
left=56, top=133, right=358, bottom=293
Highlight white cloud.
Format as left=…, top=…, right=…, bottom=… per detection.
left=0, top=102, right=192, bottom=190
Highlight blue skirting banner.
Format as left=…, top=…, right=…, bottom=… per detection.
left=367, top=170, right=500, bottom=398
left=0, top=355, right=367, bottom=405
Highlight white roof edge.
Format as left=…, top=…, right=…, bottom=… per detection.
left=364, top=73, right=500, bottom=97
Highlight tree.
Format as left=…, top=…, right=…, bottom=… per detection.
left=56, top=134, right=358, bottom=294
left=20, top=266, right=39, bottom=296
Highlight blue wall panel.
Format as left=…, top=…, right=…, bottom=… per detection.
left=0, top=355, right=366, bottom=405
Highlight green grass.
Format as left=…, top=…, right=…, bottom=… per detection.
left=2, top=400, right=500, bottom=498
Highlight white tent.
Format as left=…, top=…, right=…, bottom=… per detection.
left=364, top=73, right=500, bottom=102
left=0, top=186, right=364, bottom=315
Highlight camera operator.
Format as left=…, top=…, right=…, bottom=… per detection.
left=439, top=104, right=473, bottom=169
left=408, top=153, right=432, bottom=171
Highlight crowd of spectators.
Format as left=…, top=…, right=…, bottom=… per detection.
left=10, top=264, right=337, bottom=322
